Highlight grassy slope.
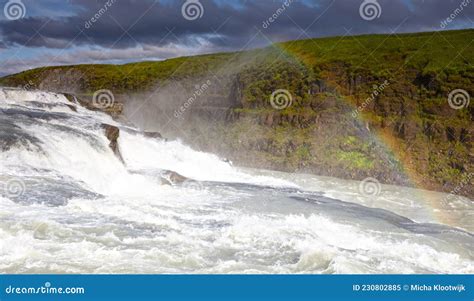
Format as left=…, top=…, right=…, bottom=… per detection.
left=282, top=29, right=474, bottom=73
left=1, top=29, right=473, bottom=197
left=0, top=53, right=233, bottom=92
left=3, top=30, right=472, bottom=91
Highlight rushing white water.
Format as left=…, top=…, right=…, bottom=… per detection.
left=0, top=88, right=473, bottom=274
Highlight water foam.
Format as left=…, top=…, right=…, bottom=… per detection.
left=0, top=88, right=472, bottom=274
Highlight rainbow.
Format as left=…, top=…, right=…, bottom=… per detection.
left=268, top=43, right=453, bottom=225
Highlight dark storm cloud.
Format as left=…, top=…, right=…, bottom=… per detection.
left=0, top=0, right=472, bottom=75
left=1, top=0, right=473, bottom=50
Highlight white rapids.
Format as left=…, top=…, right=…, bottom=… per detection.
left=0, top=88, right=473, bottom=274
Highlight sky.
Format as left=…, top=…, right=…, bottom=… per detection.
left=0, top=0, right=473, bottom=75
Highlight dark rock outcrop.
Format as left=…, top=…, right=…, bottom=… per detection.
left=101, top=124, right=124, bottom=163
left=143, top=131, right=163, bottom=139
left=160, top=170, right=189, bottom=185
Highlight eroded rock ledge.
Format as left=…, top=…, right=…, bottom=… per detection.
left=64, top=93, right=123, bottom=118
left=101, top=124, right=124, bottom=163
left=99, top=123, right=189, bottom=186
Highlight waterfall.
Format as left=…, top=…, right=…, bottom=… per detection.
left=0, top=87, right=472, bottom=274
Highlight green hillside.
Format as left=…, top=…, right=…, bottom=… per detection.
left=2, top=29, right=472, bottom=92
